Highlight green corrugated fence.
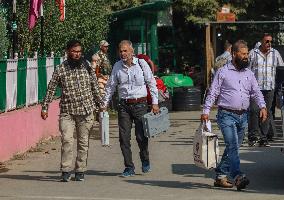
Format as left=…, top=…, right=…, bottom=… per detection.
left=0, top=57, right=63, bottom=113
left=0, top=60, right=7, bottom=112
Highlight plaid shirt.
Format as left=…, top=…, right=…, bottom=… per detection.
left=42, top=60, right=103, bottom=115
left=249, top=48, right=284, bottom=90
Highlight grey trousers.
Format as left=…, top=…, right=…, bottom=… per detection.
left=248, top=90, right=275, bottom=141
left=59, top=112, right=94, bottom=172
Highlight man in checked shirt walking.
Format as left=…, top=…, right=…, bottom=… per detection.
left=41, top=39, right=103, bottom=182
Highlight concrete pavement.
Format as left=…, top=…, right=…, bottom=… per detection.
left=0, top=110, right=284, bottom=200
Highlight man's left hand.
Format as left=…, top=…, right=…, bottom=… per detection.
left=260, top=107, right=267, bottom=122
left=151, top=104, right=159, bottom=114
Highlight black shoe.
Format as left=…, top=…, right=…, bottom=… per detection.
left=258, top=140, right=270, bottom=147
left=248, top=139, right=258, bottom=147
left=267, top=135, right=274, bottom=141
left=235, top=175, right=250, bottom=191
left=74, top=172, right=85, bottom=181
left=61, top=172, right=71, bottom=182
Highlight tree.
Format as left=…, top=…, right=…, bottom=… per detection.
left=2, top=0, right=110, bottom=56
left=0, top=8, right=8, bottom=58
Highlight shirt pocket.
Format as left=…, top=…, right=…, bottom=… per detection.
left=133, top=69, right=145, bottom=86
left=118, top=71, right=129, bottom=84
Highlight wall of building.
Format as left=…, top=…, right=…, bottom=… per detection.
left=0, top=100, right=60, bottom=162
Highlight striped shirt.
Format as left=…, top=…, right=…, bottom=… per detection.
left=249, top=48, right=284, bottom=90
left=42, top=60, right=103, bottom=115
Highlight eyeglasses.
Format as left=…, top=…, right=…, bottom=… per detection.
left=70, top=50, right=82, bottom=54
left=265, top=40, right=272, bottom=44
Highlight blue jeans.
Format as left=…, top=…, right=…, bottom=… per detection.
left=215, top=109, right=248, bottom=180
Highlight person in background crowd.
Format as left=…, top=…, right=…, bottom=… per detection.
left=101, top=40, right=159, bottom=177
left=41, top=39, right=103, bottom=182
left=201, top=40, right=267, bottom=190
left=92, top=40, right=112, bottom=96
left=211, top=41, right=232, bottom=83
left=248, top=33, right=284, bottom=147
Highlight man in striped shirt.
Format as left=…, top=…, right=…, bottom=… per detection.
left=248, top=33, right=284, bottom=147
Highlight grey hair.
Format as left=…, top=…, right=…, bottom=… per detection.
left=232, top=40, right=248, bottom=53
left=119, top=40, right=133, bottom=48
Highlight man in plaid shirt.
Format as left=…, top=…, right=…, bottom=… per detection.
left=41, top=39, right=103, bottom=182
left=248, top=33, right=284, bottom=147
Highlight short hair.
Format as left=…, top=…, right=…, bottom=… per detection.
left=232, top=40, right=248, bottom=53
left=66, top=39, right=81, bottom=50
left=118, top=40, right=133, bottom=49
left=224, top=40, right=232, bottom=50
left=262, top=33, right=272, bottom=39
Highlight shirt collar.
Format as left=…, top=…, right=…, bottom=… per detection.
left=121, top=56, right=137, bottom=68
left=255, top=47, right=274, bottom=55
left=227, top=62, right=248, bottom=72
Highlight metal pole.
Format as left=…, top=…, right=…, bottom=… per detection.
left=205, top=23, right=211, bottom=88
left=12, top=0, right=17, bottom=58
left=40, top=3, right=44, bottom=57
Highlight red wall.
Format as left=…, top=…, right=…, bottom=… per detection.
left=0, top=100, right=60, bottom=161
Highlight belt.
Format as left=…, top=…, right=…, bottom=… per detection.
left=219, top=107, right=247, bottom=115
left=121, top=97, right=147, bottom=104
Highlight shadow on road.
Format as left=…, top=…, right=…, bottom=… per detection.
left=125, top=179, right=213, bottom=190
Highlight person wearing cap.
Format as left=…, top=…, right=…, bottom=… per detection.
left=92, top=40, right=112, bottom=96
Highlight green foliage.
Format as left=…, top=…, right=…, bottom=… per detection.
left=173, top=0, right=255, bottom=24
left=109, top=0, right=142, bottom=11
left=174, top=0, right=219, bottom=23
left=5, top=0, right=110, bottom=56
left=0, top=9, right=8, bottom=58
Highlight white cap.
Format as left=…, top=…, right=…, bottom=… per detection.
left=100, top=40, right=109, bottom=47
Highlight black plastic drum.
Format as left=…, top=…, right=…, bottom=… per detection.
left=172, top=87, right=201, bottom=111
left=276, top=66, right=284, bottom=87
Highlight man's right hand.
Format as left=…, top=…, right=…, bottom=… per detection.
left=41, top=110, right=48, bottom=120
left=200, top=114, right=209, bottom=122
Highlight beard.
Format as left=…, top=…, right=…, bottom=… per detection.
left=235, top=57, right=249, bottom=69
left=68, top=57, right=83, bottom=68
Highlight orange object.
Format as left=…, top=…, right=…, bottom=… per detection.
left=216, top=12, right=236, bottom=22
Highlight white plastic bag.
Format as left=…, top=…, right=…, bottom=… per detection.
left=193, top=120, right=219, bottom=169
left=99, top=112, right=109, bottom=146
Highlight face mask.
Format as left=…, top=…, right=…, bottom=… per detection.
left=68, top=57, right=83, bottom=68
left=235, top=57, right=249, bottom=69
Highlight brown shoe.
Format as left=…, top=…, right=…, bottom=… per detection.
left=214, top=178, right=233, bottom=188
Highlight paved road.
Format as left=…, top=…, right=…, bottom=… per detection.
left=0, top=111, right=284, bottom=200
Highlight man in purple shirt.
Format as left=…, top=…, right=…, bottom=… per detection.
left=201, top=40, right=267, bottom=190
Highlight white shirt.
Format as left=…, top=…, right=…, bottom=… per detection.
left=249, top=47, right=284, bottom=90
left=103, top=57, right=158, bottom=106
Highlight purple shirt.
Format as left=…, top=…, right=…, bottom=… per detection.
left=203, top=63, right=266, bottom=115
